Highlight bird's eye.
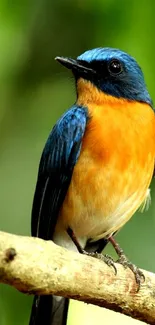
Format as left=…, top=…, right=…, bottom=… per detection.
left=108, top=59, right=123, bottom=75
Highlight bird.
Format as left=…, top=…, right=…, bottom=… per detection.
left=29, top=47, right=155, bottom=325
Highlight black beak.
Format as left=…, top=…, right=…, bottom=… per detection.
left=55, top=56, right=95, bottom=74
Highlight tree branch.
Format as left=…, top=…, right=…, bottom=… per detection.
left=0, top=231, right=154, bottom=324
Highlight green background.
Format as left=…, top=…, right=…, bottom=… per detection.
left=0, top=0, right=155, bottom=324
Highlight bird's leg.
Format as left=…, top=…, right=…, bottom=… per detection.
left=67, top=227, right=117, bottom=274
left=67, top=227, right=85, bottom=254
left=108, top=235, right=145, bottom=290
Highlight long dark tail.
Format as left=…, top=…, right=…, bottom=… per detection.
left=29, top=295, right=69, bottom=325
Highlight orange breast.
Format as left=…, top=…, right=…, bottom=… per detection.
left=56, top=80, right=155, bottom=242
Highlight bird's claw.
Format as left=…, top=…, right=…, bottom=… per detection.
left=103, top=254, right=117, bottom=275
left=84, top=251, right=117, bottom=275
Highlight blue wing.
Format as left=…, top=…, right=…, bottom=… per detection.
left=31, top=105, right=89, bottom=240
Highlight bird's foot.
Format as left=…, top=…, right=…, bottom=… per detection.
left=67, top=228, right=117, bottom=274
left=82, top=250, right=117, bottom=275
left=116, top=253, right=145, bottom=291
left=108, top=235, right=144, bottom=291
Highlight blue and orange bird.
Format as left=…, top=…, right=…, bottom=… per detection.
left=29, top=48, right=155, bottom=325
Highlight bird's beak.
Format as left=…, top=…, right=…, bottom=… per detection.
left=55, top=56, right=95, bottom=74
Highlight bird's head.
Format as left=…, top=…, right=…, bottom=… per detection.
left=56, top=48, right=152, bottom=106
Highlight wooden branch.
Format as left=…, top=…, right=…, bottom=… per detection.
left=0, top=231, right=155, bottom=324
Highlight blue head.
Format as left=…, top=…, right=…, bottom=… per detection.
left=56, top=47, right=152, bottom=106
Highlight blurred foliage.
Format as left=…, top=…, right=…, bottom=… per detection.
left=0, top=0, right=155, bottom=324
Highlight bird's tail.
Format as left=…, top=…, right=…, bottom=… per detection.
left=29, top=295, right=69, bottom=325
